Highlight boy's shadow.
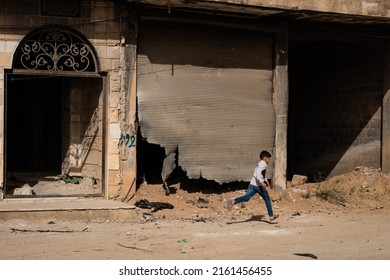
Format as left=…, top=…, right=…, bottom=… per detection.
left=226, top=215, right=278, bottom=225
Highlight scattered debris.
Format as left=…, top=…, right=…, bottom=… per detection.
left=293, top=253, right=318, bottom=259
left=294, top=189, right=310, bottom=199
left=138, top=235, right=149, bottom=241
left=192, top=216, right=207, bottom=223
left=135, top=199, right=174, bottom=212
left=142, top=212, right=155, bottom=222
left=195, top=197, right=209, bottom=208
left=312, top=171, right=326, bottom=182
left=315, top=187, right=346, bottom=205
left=135, top=199, right=153, bottom=209
left=178, top=239, right=188, bottom=243
left=369, top=205, right=384, bottom=210
left=63, top=176, right=81, bottom=184
left=11, top=228, right=88, bottom=233
left=13, top=184, right=35, bottom=195
left=116, top=243, right=151, bottom=252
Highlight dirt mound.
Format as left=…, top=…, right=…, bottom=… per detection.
left=131, top=166, right=390, bottom=221
left=285, top=166, right=390, bottom=210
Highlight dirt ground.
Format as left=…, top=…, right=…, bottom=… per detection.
left=1, top=166, right=389, bottom=260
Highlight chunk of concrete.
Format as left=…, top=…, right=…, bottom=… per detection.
left=291, top=175, right=308, bottom=186
left=13, top=184, right=35, bottom=195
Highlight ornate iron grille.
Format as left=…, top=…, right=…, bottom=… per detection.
left=13, top=27, right=98, bottom=73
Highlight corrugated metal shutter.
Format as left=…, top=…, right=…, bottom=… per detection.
left=137, top=22, right=275, bottom=183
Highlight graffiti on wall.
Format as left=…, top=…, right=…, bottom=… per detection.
left=119, top=133, right=136, bottom=148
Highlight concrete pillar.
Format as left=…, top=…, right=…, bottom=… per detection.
left=116, top=5, right=138, bottom=202
left=382, top=42, right=390, bottom=174
left=273, top=29, right=289, bottom=195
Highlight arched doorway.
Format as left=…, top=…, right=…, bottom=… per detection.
left=5, top=25, right=106, bottom=198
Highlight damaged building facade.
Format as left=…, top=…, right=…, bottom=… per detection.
left=1, top=0, right=390, bottom=202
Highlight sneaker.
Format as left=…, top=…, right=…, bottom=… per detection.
left=270, top=214, right=279, bottom=221
left=226, top=199, right=232, bottom=211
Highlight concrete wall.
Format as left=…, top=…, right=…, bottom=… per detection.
left=0, top=0, right=134, bottom=199
left=134, top=0, right=390, bottom=18
left=60, top=78, right=103, bottom=189
left=194, top=0, right=390, bottom=17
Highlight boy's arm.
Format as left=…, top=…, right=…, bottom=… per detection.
left=254, top=163, right=268, bottom=187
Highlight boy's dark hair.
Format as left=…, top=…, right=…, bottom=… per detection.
left=259, top=150, right=272, bottom=159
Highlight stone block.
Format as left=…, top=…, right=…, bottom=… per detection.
left=109, top=108, right=119, bottom=123
left=5, top=34, right=23, bottom=41
left=94, top=22, right=107, bottom=33
left=0, top=53, right=12, bottom=67
left=94, top=31, right=108, bottom=41
left=92, top=38, right=107, bottom=46
left=0, top=14, right=6, bottom=26
left=109, top=91, right=120, bottom=108
left=109, top=73, right=121, bottom=92
left=93, top=5, right=108, bottom=21
left=109, top=170, right=122, bottom=186
left=90, top=137, right=103, bottom=152
left=106, top=5, right=116, bottom=18
left=0, top=41, right=5, bottom=52
left=108, top=139, right=119, bottom=154
left=107, top=46, right=120, bottom=59
left=5, top=15, right=19, bottom=26
left=108, top=154, right=120, bottom=170
left=95, top=45, right=107, bottom=59
left=107, top=184, right=121, bottom=199
left=109, top=123, right=121, bottom=139
left=99, top=59, right=111, bottom=72
left=362, top=1, right=383, bottom=16
left=13, top=184, right=34, bottom=195
left=81, top=25, right=94, bottom=39
left=85, top=150, right=102, bottom=165
left=291, top=174, right=308, bottom=186
left=82, top=177, right=96, bottom=187
left=82, top=165, right=102, bottom=180
left=112, top=59, right=121, bottom=72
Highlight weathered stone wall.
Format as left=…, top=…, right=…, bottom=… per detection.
left=1, top=0, right=389, bottom=199
left=0, top=0, right=130, bottom=199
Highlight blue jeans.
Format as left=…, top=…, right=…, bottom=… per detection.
left=233, top=184, right=273, bottom=217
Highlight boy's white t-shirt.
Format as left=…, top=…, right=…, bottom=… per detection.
left=250, top=160, right=267, bottom=186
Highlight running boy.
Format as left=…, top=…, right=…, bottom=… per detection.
left=226, top=150, right=279, bottom=222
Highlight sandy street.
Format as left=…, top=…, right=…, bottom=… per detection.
left=1, top=167, right=390, bottom=260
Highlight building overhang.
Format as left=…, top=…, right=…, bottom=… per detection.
left=124, top=0, right=390, bottom=25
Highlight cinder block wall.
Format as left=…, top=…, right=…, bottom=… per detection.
left=0, top=0, right=126, bottom=199
left=289, top=41, right=383, bottom=180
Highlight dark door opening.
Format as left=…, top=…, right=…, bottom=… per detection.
left=288, top=40, right=383, bottom=182
left=6, top=75, right=62, bottom=173
left=5, top=74, right=104, bottom=197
